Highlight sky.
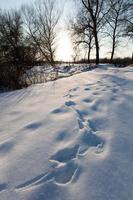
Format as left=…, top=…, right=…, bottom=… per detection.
left=0, top=0, right=33, bottom=9
left=0, top=0, right=132, bottom=61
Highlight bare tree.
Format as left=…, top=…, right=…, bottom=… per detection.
left=126, top=22, right=133, bottom=39
left=75, top=0, right=112, bottom=64
left=104, top=0, right=131, bottom=63
left=123, top=2, right=133, bottom=39
left=22, top=0, right=61, bottom=67
left=70, top=8, right=94, bottom=63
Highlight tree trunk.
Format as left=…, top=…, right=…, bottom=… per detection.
left=87, top=46, right=91, bottom=63
left=110, top=41, right=115, bottom=63
left=110, top=32, right=116, bottom=63
left=110, top=14, right=118, bottom=64
left=94, top=24, right=99, bottom=64
left=95, top=33, right=99, bottom=64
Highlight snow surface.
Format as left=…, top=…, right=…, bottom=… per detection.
left=0, top=64, right=133, bottom=200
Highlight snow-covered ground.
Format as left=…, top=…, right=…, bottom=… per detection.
left=0, top=64, right=133, bottom=200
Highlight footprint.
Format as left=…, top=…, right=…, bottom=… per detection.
left=54, top=161, right=78, bottom=185
left=65, top=101, right=76, bottom=107
left=88, top=120, right=98, bottom=132
left=0, top=183, right=8, bottom=192
left=93, top=92, right=99, bottom=96
left=78, top=129, right=104, bottom=156
left=91, top=104, right=98, bottom=111
left=50, top=145, right=79, bottom=163
left=112, top=88, right=119, bottom=93
left=102, top=88, right=107, bottom=92
left=24, top=122, right=42, bottom=131
left=51, top=106, right=68, bottom=114
left=84, top=88, right=90, bottom=91
left=15, top=161, right=79, bottom=190
left=88, top=118, right=107, bottom=132
left=82, top=98, right=93, bottom=103
left=97, top=81, right=102, bottom=84
left=56, top=130, right=68, bottom=141
left=90, top=100, right=102, bottom=111
left=0, top=139, right=14, bottom=155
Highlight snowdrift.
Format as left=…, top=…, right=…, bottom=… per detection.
left=0, top=65, right=133, bottom=200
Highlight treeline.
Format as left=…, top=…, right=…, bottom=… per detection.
left=70, top=0, right=133, bottom=64
left=0, top=0, right=133, bottom=90
left=77, top=57, right=133, bottom=66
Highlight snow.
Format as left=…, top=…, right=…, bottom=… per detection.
left=0, top=64, right=133, bottom=200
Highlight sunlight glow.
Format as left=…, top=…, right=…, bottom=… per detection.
left=56, top=31, right=73, bottom=62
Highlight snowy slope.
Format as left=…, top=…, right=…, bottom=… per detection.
left=0, top=65, right=133, bottom=200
